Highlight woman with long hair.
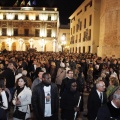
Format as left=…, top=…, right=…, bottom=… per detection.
left=12, top=76, right=32, bottom=120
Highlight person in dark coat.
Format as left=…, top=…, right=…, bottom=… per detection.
left=60, top=70, right=74, bottom=97
left=87, top=80, right=107, bottom=120
left=1, top=63, right=15, bottom=97
left=60, top=79, right=81, bottom=120
left=96, top=87, right=120, bottom=120
left=32, top=73, right=59, bottom=120
left=0, top=107, right=7, bottom=120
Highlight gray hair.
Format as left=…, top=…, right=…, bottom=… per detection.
left=113, top=87, right=120, bottom=100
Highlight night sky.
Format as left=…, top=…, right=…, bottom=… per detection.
left=0, top=0, right=84, bottom=24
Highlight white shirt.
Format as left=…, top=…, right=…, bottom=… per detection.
left=97, top=90, right=103, bottom=102
left=0, top=91, right=8, bottom=109
left=43, top=86, right=52, bottom=117
left=111, top=101, right=118, bottom=108
left=34, top=64, right=36, bottom=70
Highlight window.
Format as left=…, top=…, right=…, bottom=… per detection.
left=48, top=15, right=51, bottom=21
left=24, top=29, right=29, bottom=36
left=76, top=35, right=78, bottom=43
left=15, top=15, right=18, bottom=20
left=84, top=18, right=86, bottom=28
left=26, top=15, right=28, bottom=20
left=71, top=28, right=72, bottom=35
left=88, top=29, right=91, bottom=40
left=2, top=28, right=6, bottom=36
left=89, top=15, right=92, bottom=26
left=85, top=1, right=92, bottom=11
left=70, top=36, right=74, bottom=44
left=35, top=29, right=39, bottom=37
left=77, top=10, right=82, bottom=16
left=76, top=24, right=79, bottom=32
left=47, top=29, right=51, bottom=37
left=88, top=46, right=91, bottom=53
left=73, top=26, right=75, bottom=34
left=36, top=15, right=39, bottom=20
left=83, top=46, right=85, bottom=53
left=80, top=21, right=82, bottom=30
left=83, top=31, right=86, bottom=42
left=14, top=28, right=18, bottom=36
left=79, top=47, right=81, bottom=53
left=79, top=33, right=81, bottom=42
left=76, top=47, right=77, bottom=53
left=3, top=14, right=6, bottom=20
left=85, top=29, right=88, bottom=40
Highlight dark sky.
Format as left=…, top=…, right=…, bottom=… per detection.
left=0, top=0, right=84, bottom=24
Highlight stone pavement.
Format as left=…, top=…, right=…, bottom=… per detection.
left=8, top=93, right=89, bottom=120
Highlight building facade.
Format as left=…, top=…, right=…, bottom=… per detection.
left=69, top=0, right=101, bottom=54
left=0, top=7, right=59, bottom=52
left=98, top=0, right=120, bottom=58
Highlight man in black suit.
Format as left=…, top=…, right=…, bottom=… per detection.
left=87, top=79, right=107, bottom=120
left=97, top=87, right=120, bottom=120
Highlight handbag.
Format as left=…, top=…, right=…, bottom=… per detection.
left=13, top=107, right=26, bottom=119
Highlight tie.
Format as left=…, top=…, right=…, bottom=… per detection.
left=100, top=92, right=102, bottom=103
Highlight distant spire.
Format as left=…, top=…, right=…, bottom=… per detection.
left=13, top=0, right=18, bottom=7
left=20, top=0, right=25, bottom=7
left=26, top=0, right=31, bottom=6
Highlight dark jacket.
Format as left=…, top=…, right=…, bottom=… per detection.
left=2, top=68, right=15, bottom=88
left=87, top=88, right=107, bottom=120
left=32, top=82, right=59, bottom=120
left=97, top=101, right=120, bottom=120
left=0, top=107, right=7, bottom=120
left=60, top=90, right=80, bottom=120
left=60, top=77, right=75, bottom=96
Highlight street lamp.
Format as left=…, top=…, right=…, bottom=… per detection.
left=61, top=35, right=66, bottom=52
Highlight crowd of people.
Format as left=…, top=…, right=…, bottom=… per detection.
left=0, top=51, right=120, bottom=120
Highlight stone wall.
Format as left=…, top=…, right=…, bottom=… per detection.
left=98, top=0, right=120, bottom=58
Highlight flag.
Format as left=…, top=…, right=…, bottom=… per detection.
left=32, top=0, right=36, bottom=6
left=26, top=0, right=31, bottom=6
left=13, top=0, right=18, bottom=7
left=20, top=0, right=25, bottom=7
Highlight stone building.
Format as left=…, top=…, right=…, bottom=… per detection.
left=69, top=0, right=101, bottom=54
left=0, top=7, right=59, bottom=52
left=98, top=0, right=120, bottom=58
left=69, top=0, right=120, bottom=58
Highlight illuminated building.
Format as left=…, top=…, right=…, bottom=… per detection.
left=0, top=7, right=59, bottom=52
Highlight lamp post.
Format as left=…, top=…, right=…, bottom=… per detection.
left=61, top=35, right=66, bottom=52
